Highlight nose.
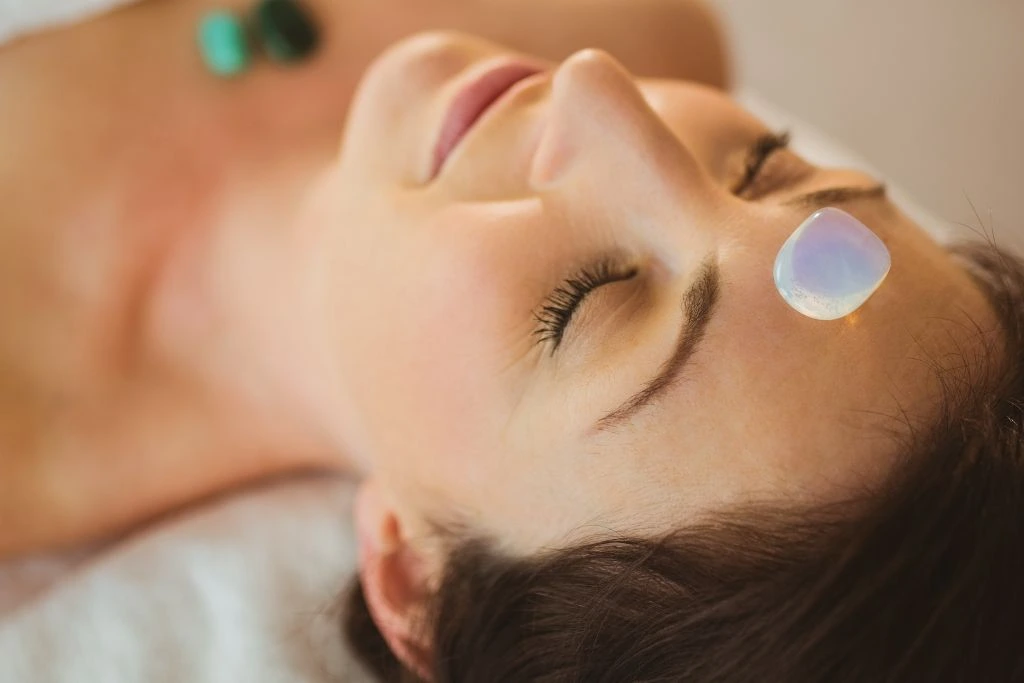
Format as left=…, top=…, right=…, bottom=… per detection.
left=529, top=49, right=703, bottom=198
left=527, top=50, right=714, bottom=263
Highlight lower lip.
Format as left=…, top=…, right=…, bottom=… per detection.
left=431, top=61, right=543, bottom=178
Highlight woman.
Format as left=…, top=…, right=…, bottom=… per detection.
left=0, top=0, right=726, bottom=553
left=3, top=1, right=1023, bottom=681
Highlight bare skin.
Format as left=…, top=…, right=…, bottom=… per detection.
left=0, top=0, right=728, bottom=557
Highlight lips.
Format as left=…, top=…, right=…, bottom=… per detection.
left=431, top=61, right=543, bottom=178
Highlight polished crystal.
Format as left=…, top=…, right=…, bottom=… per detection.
left=774, top=207, right=891, bottom=320
left=197, top=11, right=251, bottom=77
left=255, top=0, right=320, bottom=63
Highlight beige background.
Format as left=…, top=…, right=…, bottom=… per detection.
left=711, top=0, right=1024, bottom=250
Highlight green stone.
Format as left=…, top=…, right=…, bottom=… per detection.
left=197, top=11, right=251, bottom=77
left=254, top=0, right=320, bottom=64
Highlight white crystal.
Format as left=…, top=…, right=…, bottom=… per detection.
left=774, top=208, right=891, bottom=320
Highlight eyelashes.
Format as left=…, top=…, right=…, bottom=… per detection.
left=533, top=258, right=638, bottom=352
left=533, top=130, right=791, bottom=353
left=734, top=131, right=791, bottom=197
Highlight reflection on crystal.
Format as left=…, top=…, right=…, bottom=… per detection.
left=774, top=208, right=891, bottom=320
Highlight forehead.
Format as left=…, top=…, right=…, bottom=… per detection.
left=569, top=203, right=994, bottom=528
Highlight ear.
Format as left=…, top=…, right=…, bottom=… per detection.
left=354, top=478, right=438, bottom=680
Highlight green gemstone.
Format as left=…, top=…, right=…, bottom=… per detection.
left=197, top=11, right=251, bottom=77
left=254, top=0, right=320, bottom=64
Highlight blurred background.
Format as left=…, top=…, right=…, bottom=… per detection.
left=712, top=0, right=1024, bottom=249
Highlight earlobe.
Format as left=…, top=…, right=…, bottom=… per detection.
left=354, top=479, right=436, bottom=680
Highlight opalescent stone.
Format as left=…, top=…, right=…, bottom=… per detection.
left=773, top=207, right=891, bottom=320
left=197, top=11, right=251, bottom=77
left=255, top=0, right=320, bottom=64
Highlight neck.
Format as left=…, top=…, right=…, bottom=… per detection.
left=142, top=160, right=364, bottom=470
left=0, top=165, right=357, bottom=554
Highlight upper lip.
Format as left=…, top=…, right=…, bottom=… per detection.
left=430, top=59, right=545, bottom=179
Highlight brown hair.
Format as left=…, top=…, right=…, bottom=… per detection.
left=344, top=239, right=1024, bottom=682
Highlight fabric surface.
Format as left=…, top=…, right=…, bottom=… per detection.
left=0, top=98, right=946, bottom=683
left=0, top=476, right=373, bottom=683
left=0, top=0, right=140, bottom=45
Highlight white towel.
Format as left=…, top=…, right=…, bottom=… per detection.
left=0, top=475, right=374, bottom=683
left=0, top=0, right=140, bottom=45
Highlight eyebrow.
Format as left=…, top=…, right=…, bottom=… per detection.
left=783, top=183, right=887, bottom=209
left=596, top=257, right=720, bottom=431
left=594, top=183, right=888, bottom=432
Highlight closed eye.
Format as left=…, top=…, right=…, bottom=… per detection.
left=533, top=257, right=637, bottom=353
left=733, top=131, right=791, bottom=197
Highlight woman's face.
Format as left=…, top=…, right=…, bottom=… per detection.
left=301, top=32, right=995, bottom=553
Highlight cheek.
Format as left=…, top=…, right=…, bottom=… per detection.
left=339, top=224, right=525, bottom=480
left=400, top=261, right=500, bottom=430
